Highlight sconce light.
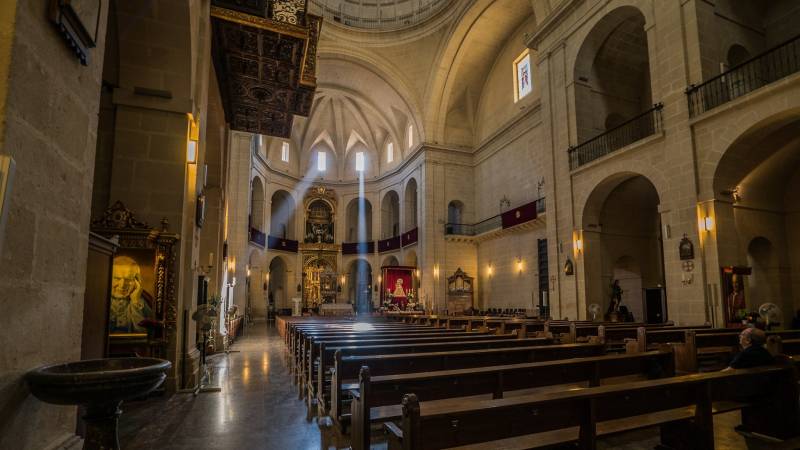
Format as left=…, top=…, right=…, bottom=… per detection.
left=699, top=216, right=714, bottom=232
left=187, top=140, right=198, bottom=164
left=516, top=258, right=524, bottom=273
left=433, top=264, right=440, bottom=279
left=187, top=114, right=199, bottom=164
left=340, top=274, right=346, bottom=285
left=486, top=264, right=494, bottom=277
left=415, top=269, right=420, bottom=278
left=572, top=230, right=583, bottom=255
left=246, top=264, right=251, bottom=278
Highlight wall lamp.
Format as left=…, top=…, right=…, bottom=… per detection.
left=699, top=216, right=714, bottom=232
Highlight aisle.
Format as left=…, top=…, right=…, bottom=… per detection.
left=119, top=321, right=320, bottom=450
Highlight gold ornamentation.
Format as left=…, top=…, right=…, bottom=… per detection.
left=210, top=5, right=308, bottom=39
left=272, top=0, right=305, bottom=25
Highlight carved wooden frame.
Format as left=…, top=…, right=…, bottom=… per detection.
left=91, top=202, right=180, bottom=334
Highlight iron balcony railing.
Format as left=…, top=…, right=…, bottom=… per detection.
left=568, top=103, right=663, bottom=170
left=445, top=198, right=546, bottom=237
left=687, top=34, right=800, bottom=117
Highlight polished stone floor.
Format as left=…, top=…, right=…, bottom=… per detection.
left=118, top=321, right=796, bottom=450
left=119, top=320, right=321, bottom=450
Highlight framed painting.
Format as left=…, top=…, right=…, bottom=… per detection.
left=49, top=0, right=103, bottom=65
left=92, top=201, right=179, bottom=358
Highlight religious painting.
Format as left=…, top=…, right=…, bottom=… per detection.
left=515, top=50, right=533, bottom=100
left=91, top=201, right=179, bottom=359
left=110, top=250, right=156, bottom=334
left=382, top=266, right=415, bottom=310
left=721, top=266, right=751, bottom=327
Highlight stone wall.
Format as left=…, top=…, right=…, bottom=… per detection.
left=0, top=1, right=108, bottom=448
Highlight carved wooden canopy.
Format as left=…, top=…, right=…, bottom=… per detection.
left=211, top=1, right=320, bottom=138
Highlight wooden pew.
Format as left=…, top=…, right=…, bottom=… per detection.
left=294, top=328, right=464, bottom=392
left=330, top=343, right=605, bottom=430
left=314, top=337, right=550, bottom=414
left=383, top=365, right=799, bottom=450
left=306, top=333, right=513, bottom=407
left=349, top=351, right=675, bottom=450
left=292, top=327, right=459, bottom=380
left=659, top=329, right=800, bottom=372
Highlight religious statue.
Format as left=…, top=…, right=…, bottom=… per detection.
left=110, top=256, right=154, bottom=333
left=606, top=279, right=622, bottom=317
left=392, top=278, right=407, bottom=298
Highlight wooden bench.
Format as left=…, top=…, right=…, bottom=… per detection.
left=314, top=337, right=550, bottom=414
left=292, top=327, right=462, bottom=381
left=330, top=343, right=605, bottom=430
left=308, top=334, right=521, bottom=408
left=300, top=331, right=494, bottom=398
left=383, top=365, right=799, bottom=450
left=349, top=351, right=675, bottom=450
left=660, top=329, right=800, bottom=372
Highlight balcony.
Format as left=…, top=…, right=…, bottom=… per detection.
left=342, top=241, right=374, bottom=255
left=687, top=34, right=800, bottom=117
left=378, top=235, right=401, bottom=253
left=401, top=228, right=418, bottom=247
left=445, top=198, right=545, bottom=242
left=249, top=227, right=266, bottom=247
left=568, top=104, right=663, bottom=170
left=267, top=235, right=298, bottom=253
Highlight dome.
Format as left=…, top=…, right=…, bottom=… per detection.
left=307, top=0, right=450, bottom=31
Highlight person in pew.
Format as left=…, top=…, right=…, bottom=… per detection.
left=723, top=327, right=775, bottom=370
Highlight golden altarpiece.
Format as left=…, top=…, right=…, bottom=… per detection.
left=300, top=186, right=338, bottom=308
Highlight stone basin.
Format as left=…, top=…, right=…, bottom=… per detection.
left=26, top=358, right=171, bottom=450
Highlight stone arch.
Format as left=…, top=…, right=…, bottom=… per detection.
left=345, top=197, right=373, bottom=242
left=382, top=256, right=400, bottom=267
left=250, top=176, right=265, bottom=231
left=581, top=173, right=664, bottom=320
left=425, top=0, right=534, bottom=144
left=572, top=5, right=652, bottom=144
left=268, top=256, right=289, bottom=310
left=381, top=190, right=400, bottom=238
left=270, top=190, right=296, bottom=239
left=347, top=258, right=373, bottom=313
left=404, top=178, right=418, bottom=230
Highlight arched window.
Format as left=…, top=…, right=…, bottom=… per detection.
left=387, top=142, right=394, bottom=163
left=281, top=141, right=290, bottom=162
left=317, top=150, right=327, bottom=171
left=251, top=134, right=262, bottom=155
left=355, top=152, right=365, bottom=172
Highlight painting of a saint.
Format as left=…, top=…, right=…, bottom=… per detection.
left=110, top=255, right=154, bottom=333
left=725, top=273, right=747, bottom=324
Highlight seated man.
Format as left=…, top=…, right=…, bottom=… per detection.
left=724, top=327, right=774, bottom=370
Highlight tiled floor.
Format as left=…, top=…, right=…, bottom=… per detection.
left=118, top=322, right=797, bottom=449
